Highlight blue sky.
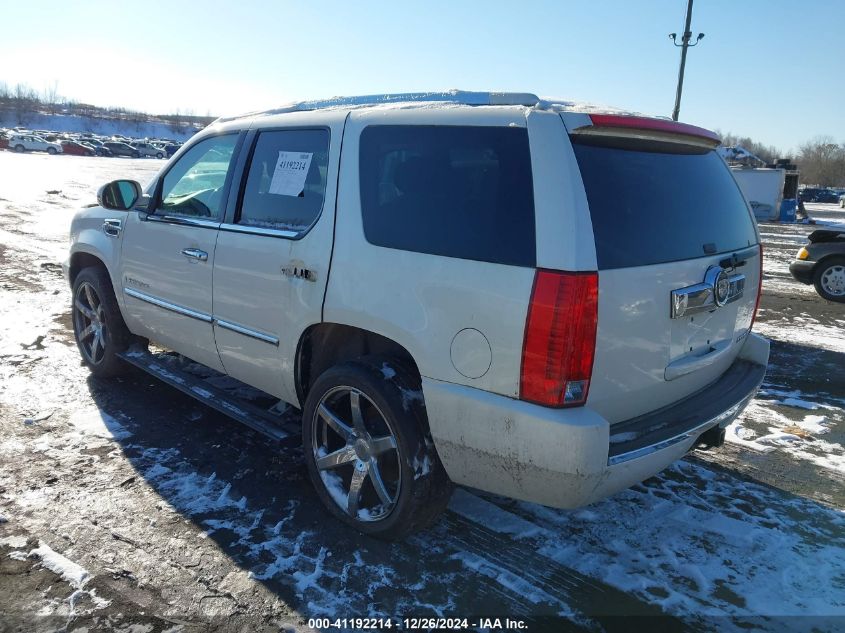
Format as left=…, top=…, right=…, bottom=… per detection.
left=2, top=0, right=841, bottom=153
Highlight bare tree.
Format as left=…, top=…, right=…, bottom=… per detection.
left=12, top=83, right=39, bottom=125
left=715, top=130, right=783, bottom=165
left=796, top=136, right=845, bottom=187
left=170, top=108, right=182, bottom=134
left=43, top=80, right=60, bottom=115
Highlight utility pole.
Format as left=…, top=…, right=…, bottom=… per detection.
left=669, top=0, right=705, bottom=121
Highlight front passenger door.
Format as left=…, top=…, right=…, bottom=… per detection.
left=119, top=133, right=240, bottom=371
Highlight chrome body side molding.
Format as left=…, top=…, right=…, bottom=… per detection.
left=123, top=287, right=213, bottom=323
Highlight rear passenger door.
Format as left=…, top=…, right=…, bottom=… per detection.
left=325, top=109, right=538, bottom=398
left=211, top=113, right=344, bottom=404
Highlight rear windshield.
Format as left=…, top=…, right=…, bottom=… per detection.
left=572, top=139, right=757, bottom=269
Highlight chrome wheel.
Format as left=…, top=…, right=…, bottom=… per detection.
left=73, top=281, right=108, bottom=364
left=311, top=386, right=401, bottom=522
left=820, top=265, right=845, bottom=297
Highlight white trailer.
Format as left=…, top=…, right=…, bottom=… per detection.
left=730, top=167, right=786, bottom=221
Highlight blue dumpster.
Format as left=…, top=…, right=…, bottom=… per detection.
left=779, top=198, right=797, bottom=222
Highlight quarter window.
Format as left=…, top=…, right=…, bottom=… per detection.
left=359, top=125, right=536, bottom=267
left=238, top=129, right=330, bottom=234
left=158, top=134, right=238, bottom=220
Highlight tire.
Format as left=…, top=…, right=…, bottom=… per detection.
left=156, top=152, right=164, bottom=159
left=14, top=144, right=24, bottom=153
left=71, top=267, right=133, bottom=377
left=132, top=151, right=140, bottom=159
left=47, top=147, right=57, bottom=155
left=302, top=356, right=452, bottom=540
left=813, top=256, right=845, bottom=303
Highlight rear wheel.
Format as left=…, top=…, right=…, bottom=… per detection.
left=814, top=257, right=845, bottom=303
left=14, top=144, right=24, bottom=153
left=72, top=267, right=132, bottom=377
left=302, top=357, right=452, bottom=540
left=46, top=147, right=57, bottom=155
left=156, top=152, right=164, bottom=159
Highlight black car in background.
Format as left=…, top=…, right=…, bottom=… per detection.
left=789, top=229, right=845, bottom=302
left=164, top=143, right=182, bottom=158
left=103, top=142, right=140, bottom=158
left=814, top=190, right=841, bottom=204
left=799, top=188, right=841, bottom=203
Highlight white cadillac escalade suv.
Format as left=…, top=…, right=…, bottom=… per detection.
left=64, top=91, right=769, bottom=539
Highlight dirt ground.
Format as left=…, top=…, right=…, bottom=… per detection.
left=0, top=151, right=843, bottom=633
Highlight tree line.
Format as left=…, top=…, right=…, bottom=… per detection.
left=0, top=81, right=214, bottom=135
left=713, top=130, right=844, bottom=188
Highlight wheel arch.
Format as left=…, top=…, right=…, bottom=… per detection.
left=814, top=252, right=845, bottom=271
left=295, top=322, right=421, bottom=405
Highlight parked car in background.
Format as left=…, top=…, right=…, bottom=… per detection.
left=103, top=141, right=141, bottom=158
left=164, top=142, right=182, bottom=158
left=790, top=229, right=845, bottom=302
left=65, top=91, right=768, bottom=539
left=799, top=188, right=822, bottom=202
left=131, top=141, right=165, bottom=159
left=81, top=139, right=113, bottom=157
left=8, top=134, right=63, bottom=154
left=61, top=140, right=96, bottom=157
left=814, top=190, right=840, bottom=204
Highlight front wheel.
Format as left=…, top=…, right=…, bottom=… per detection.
left=156, top=152, right=164, bottom=159
left=814, top=257, right=845, bottom=303
left=302, top=357, right=452, bottom=540
left=14, top=144, right=24, bottom=153
left=72, top=267, right=132, bottom=376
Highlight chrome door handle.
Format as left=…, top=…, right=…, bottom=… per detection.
left=181, top=248, right=208, bottom=262
left=102, top=219, right=122, bottom=237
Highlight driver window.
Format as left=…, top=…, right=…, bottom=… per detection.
left=157, top=134, right=238, bottom=220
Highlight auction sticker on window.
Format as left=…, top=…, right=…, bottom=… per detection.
left=269, top=151, right=312, bottom=196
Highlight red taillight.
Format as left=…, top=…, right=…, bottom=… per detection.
left=586, top=114, right=721, bottom=146
left=751, top=244, right=763, bottom=329
left=520, top=270, right=598, bottom=407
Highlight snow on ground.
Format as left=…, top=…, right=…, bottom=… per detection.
left=486, top=460, right=845, bottom=621
left=753, top=316, right=845, bottom=355
left=28, top=540, right=90, bottom=588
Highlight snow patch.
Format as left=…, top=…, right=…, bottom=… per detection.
left=400, top=388, right=424, bottom=411
left=29, top=541, right=90, bottom=588
left=0, top=535, right=29, bottom=548
left=380, top=363, right=396, bottom=380
left=68, top=408, right=132, bottom=440
left=449, top=489, right=545, bottom=539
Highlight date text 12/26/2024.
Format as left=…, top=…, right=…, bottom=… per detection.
left=308, top=618, right=529, bottom=630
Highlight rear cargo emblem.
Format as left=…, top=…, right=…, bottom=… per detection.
left=670, top=266, right=745, bottom=319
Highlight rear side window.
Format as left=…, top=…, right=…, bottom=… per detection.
left=239, top=129, right=330, bottom=233
left=572, top=140, right=757, bottom=269
left=359, top=125, right=535, bottom=267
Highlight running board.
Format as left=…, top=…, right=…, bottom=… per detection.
left=118, top=348, right=298, bottom=443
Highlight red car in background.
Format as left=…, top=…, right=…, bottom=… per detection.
left=61, top=141, right=96, bottom=157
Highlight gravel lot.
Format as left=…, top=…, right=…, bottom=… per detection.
left=0, top=151, right=843, bottom=632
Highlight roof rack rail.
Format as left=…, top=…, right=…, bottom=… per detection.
left=216, top=90, right=541, bottom=123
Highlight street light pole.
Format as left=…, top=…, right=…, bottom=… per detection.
left=669, top=0, right=705, bottom=121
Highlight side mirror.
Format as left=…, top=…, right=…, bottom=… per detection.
left=97, top=179, right=141, bottom=211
